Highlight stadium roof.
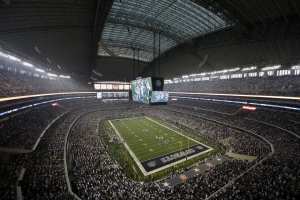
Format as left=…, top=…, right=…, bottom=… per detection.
left=98, top=0, right=232, bottom=62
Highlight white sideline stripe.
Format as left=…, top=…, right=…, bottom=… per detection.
left=145, top=148, right=213, bottom=175
left=109, top=117, right=213, bottom=176
left=109, top=120, right=148, bottom=176
left=169, top=92, right=300, bottom=101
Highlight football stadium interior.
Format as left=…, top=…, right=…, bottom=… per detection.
left=0, top=0, right=300, bottom=199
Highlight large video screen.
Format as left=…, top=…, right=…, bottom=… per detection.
left=131, top=78, right=152, bottom=104
left=94, top=82, right=130, bottom=91
left=97, top=92, right=129, bottom=99
left=150, top=91, right=169, bottom=103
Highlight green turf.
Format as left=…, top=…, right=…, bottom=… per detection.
left=110, top=116, right=199, bottom=162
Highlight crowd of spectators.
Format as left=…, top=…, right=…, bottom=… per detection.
left=0, top=63, right=89, bottom=98
left=165, top=101, right=300, bottom=199
left=66, top=108, right=252, bottom=200
left=0, top=155, right=20, bottom=200
left=65, top=103, right=278, bottom=200
left=165, top=75, right=300, bottom=96
left=0, top=99, right=109, bottom=200
left=144, top=108, right=270, bottom=158
left=0, top=105, right=65, bottom=149
left=0, top=98, right=299, bottom=199
left=20, top=110, right=79, bottom=200
left=246, top=109, right=300, bottom=134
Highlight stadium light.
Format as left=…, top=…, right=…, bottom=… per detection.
left=261, top=65, right=281, bottom=71
left=59, top=75, right=71, bottom=79
left=164, top=79, right=173, bottom=84
left=22, top=61, right=34, bottom=68
left=51, top=102, right=59, bottom=107
left=0, top=51, right=9, bottom=58
left=7, top=55, right=21, bottom=62
left=242, top=105, right=257, bottom=111
left=291, top=65, right=300, bottom=70
left=228, top=67, right=240, bottom=72
left=35, top=68, right=45, bottom=73
left=47, top=73, right=58, bottom=77
left=242, top=66, right=257, bottom=71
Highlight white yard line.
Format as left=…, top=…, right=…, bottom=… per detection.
left=109, top=117, right=214, bottom=176
left=145, top=116, right=213, bottom=150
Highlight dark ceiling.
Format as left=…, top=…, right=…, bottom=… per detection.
left=1, top=0, right=300, bottom=80
left=0, top=0, right=112, bottom=78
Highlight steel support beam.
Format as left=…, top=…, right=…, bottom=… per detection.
left=89, top=0, right=113, bottom=73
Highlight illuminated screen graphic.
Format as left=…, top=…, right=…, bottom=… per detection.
left=131, top=78, right=152, bottom=104
left=150, top=91, right=169, bottom=103
left=131, top=77, right=168, bottom=104
left=96, top=92, right=129, bottom=99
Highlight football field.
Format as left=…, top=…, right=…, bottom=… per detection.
left=109, top=116, right=213, bottom=176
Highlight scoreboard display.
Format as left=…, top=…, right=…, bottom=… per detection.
left=151, top=91, right=169, bottom=103
left=94, top=82, right=130, bottom=91
left=131, top=77, right=168, bottom=104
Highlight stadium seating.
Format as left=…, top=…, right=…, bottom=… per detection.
left=0, top=59, right=89, bottom=98
left=165, top=75, right=300, bottom=96
left=0, top=97, right=299, bottom=200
